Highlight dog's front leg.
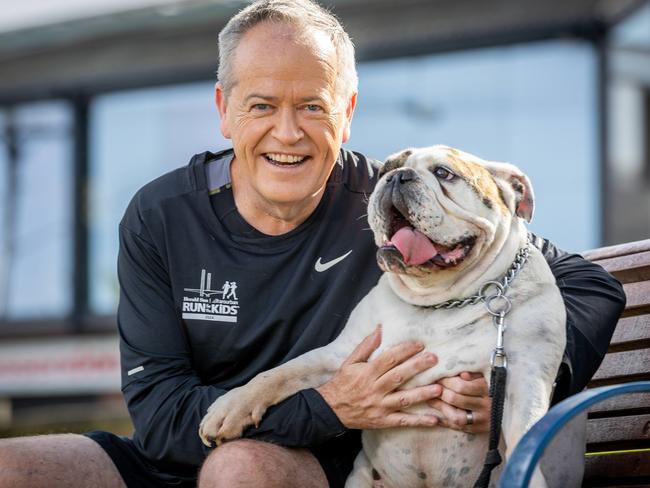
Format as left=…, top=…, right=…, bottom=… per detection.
left=199, top=340, right=353, bottom=446
left=345, top=450, right=377, bottom=488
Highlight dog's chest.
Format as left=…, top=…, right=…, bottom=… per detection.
left=375, top=304, right=495, bottom=385
left=364, top=305, right=497, bottom=487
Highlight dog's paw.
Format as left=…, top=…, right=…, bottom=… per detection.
left=198, top=387, right=270, bottom=447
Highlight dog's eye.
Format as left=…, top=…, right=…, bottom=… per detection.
left=432, top=166, right=456, bottom=181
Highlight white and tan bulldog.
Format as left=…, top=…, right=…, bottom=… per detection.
left=199, top=145, right=566, bottom=487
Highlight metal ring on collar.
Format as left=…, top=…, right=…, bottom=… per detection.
left=478, top=280, right=504, bottom=299
left=485, top=294, right=512, bottom=316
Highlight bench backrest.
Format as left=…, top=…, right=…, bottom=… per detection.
left=581, top=239, right=650, bottom=486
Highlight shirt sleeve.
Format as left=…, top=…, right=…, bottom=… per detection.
left=118, top=223, right=347, bottom=470
left=529, top=234, right=627, bottom=404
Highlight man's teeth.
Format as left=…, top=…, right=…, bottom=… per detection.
left=265, top=153, right=306, bottom=164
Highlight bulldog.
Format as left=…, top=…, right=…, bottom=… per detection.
left=199, top=145, right=566, bottom=487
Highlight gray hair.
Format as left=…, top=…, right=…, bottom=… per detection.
left=218, top=0, right=358, bottom=100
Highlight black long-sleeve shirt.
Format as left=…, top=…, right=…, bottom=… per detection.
left=117, top=148, right=625, bottom=477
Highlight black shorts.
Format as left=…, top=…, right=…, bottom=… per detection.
left=84, top=430, right=361, bottom=488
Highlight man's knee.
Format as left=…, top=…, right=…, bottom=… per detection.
left=0, top=434, right=125, bottom=488
left=198, top=439, right=327, bottom=488
left=0, top=435, right=49, bottom=486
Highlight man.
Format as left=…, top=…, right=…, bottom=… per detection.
left=0, top=1, right=625, bottom=487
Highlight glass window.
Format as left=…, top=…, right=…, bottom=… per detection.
left=0, top=111, right=7, bottom=318
left=0, top=101, right=74, bottom=320
left=610, top=2, right=650, bottom=49
left=348, top=40, right=598, bottom=252
left=607, top=3, right=650, bottom=245
left=89, top=81, right=229, bottom=315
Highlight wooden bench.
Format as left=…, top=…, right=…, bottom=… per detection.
left=582, top=239, right=650, bottom=487
left=500, top=238, right=650, bottom=487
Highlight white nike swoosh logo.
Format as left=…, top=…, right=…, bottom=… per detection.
left=315, top=250, right=353, bottom=272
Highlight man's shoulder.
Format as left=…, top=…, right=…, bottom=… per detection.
left=121, top=151, right=213, bottom=231
left=338, top=148, right=382, bottom=194
left=129, top=151, right=216, bottom=210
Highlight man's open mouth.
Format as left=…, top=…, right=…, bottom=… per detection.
left=381, top=206, right=476, bottom=268
left=264, top=153, right=309, bottom=166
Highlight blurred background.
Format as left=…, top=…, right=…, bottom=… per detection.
left=0, top=0, right=649, bottom=440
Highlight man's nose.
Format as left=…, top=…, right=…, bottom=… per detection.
left=271, top=109, right=304, bottom=145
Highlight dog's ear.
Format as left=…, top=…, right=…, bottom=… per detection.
left=380, top=148, right=414, bottom=177
left=483, top=161, right=535, bottom=223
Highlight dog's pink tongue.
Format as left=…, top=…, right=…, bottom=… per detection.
left=389, top=227, right=437, bottom=265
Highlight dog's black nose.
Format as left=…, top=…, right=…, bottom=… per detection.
left=398, top=168, right=415, bottom=183
left=385, top=168, right=416, bottom=184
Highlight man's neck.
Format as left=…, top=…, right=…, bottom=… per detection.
left=230, top=163, right=326, bottom=236
left=234, top=192, right=324, bottom=235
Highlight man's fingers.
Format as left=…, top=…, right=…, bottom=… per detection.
left=460, top=371, right=483, bottom=381
left=437, top=374, right=488, bottom=398
left=437, top=386, right=489, bottom=411
left=428, top=399, right=488, bottom=433
left=375, top=351, right=438, bottom=390
left=382, top=384, right=442, bottom=409
left=344, top=325, right=382, bottom=365
left=382, top=412, right=439, bottom=428
left=370, top=341, right=428, bottom=378
left=430, top=373, right=491, bottom=433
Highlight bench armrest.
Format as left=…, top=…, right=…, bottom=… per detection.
left=499, top=381, right=650, bottom=487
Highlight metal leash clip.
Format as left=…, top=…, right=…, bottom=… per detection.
left=483, top=285, right=512, bottom=370
left=490, top=312, right=508, bottom=368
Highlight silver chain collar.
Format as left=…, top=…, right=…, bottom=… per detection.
left=425, top=242, right=530, bottom=311
left=424, top=240, right=531, bottom=369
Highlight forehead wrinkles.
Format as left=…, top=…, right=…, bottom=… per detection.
left=445, top=152, right=508, bottom=213
left=232, top=22, right=340, bottom=100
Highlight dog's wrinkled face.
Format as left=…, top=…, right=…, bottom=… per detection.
left=368, top=145, right=534, bottom=285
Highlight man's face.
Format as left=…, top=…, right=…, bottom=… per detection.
left=216, top=22, right=356, bottom=209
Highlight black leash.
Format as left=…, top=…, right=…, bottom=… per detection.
left=474, top=359, right=507, bottom=487
left=474, top=305, right=510, bottom=488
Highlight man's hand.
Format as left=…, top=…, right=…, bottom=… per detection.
left=428, top=372, right=491, bottom=433
left=316, top=326, right=442, bottom=429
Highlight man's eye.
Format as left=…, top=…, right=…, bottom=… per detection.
left=252, top=104, right=271, bottom=111
left=432, top=166, right=456, bottom=181
left=304, top=104, right=323, bottom=112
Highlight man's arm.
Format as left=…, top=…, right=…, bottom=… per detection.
left=530, top=234, right=627, bottom=403
left=118, top=222, right=356, bottom=469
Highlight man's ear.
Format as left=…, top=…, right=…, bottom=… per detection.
left=341, top=92, right=357, bottom=143
left=215, top=82, right=231, bottom=139
left=483, top=161, right=535, bottom=223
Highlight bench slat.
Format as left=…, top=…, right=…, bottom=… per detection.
left=610, top=315, right=650, bottom=349
left=584, top=450, right=650, bottom=483
left=582, top=239, right=650, bottom=261
left=590, top=349, right=650, bottom=385
left=588, top=392, right=650, bottom=417
left=621, top=281, right=650, bottom=316
left=589, top=251, right=650, bottom=285
left=576, top=241, right=650, bottom=487
left=586, top=414, right=650, bottom=444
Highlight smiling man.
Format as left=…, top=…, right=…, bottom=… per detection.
left=0, top=1, right=625, bottom=488
left=217, top=21, right=356, bottom=236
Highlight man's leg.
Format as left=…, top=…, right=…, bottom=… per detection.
left=198, top=439, right=329, bottom=488
left=0, top=434, right=126, bottom=488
